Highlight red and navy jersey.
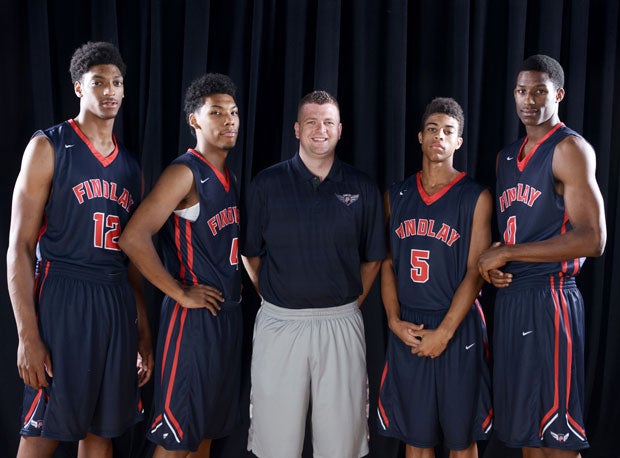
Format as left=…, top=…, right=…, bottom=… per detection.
left=36, top=120, right=141, bottom=274
left=389, top=172, right=484, bottom=311
left=159, top=149, right=241, bottom=302
left=496, top=123, right=584, bottom=279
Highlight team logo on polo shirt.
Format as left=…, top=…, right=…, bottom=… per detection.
left=335, top=193, right=359, bottom=206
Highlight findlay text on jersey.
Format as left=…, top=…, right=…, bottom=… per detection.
left=72, top=178, right=135, bottom=213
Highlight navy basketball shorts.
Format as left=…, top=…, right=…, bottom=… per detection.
left=377, top=302, right=493, bottom=450
left=147, top=296, right=242, bottom=451
left=493, top=275, right=589, bottom=450
left=20, top=261, right=142, bottom=441
left=248, top=300, right=369, bottom=458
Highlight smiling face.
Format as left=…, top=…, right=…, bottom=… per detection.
left=514, top=70, right=564, bottom=128
left=74, top=64, right=124, bottom=120
left=189, top=94, right=239, bottom=153
left=418, top=113, right=463, bottom=163
left=294, top=102, right=342, bottom=160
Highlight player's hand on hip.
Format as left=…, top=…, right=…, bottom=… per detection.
left=17, top=334, right=53, bottom=389
left=180, top=284, right=224, bottom=315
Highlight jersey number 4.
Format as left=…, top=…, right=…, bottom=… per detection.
left=93, top=212, right=121, bottom=251
left=503, top=215, right=517, bottom=245
left=230, top=237, right=239, bottom=266
left=410, top=249, right=430, bottom=283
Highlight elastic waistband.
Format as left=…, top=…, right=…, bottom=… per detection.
left=501, top=274, right=577, bottom=291
left=219, top=299, right=242, bottom=311
left=38, top=260, right=129, bottom=284
left=260, top=299, right=359, bottom=320
left=164, top=295, right=241, bottom=311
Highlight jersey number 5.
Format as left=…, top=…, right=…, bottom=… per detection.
left=503, top=215, right=517, bottom=245
left=93, top=212, right=121, bottom=251
left=410, top=249, right=430, bottom=283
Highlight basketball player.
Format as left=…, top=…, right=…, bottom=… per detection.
left=118, top=73, right=242, bottom=457
left=478, top=55, right=606, bottom=457
left=241, top=90, right=385, bottom=458
left=377, top=98, right=493, bottom=457
left=7, top=41, right=153, bottom=457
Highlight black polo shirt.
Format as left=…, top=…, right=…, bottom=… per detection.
left=242, top=153, right=386, bottom=309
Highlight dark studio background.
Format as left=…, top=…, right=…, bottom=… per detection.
left=1, top=1, right=619, bottom=457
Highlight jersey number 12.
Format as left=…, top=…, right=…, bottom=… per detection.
left=93, top=212, right=121, bottom=251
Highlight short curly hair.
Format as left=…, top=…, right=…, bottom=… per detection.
left=69, top=41, right=126, bottom=82
left=420, top=97, right=465, bottom=136
left=518, top=54, right=564, bottom=90
left=184, top=73, right=238, bottom=136
left=297, top=90, right=340, bottom=119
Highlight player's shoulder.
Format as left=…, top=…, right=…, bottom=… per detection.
left=170, top=149, right=195, bottom=167
left=113, top=138, right=140, bottom=170
left=459, top=174, right=486, bottom=194
left=553, top=126, right=595, bottom=163
left=556, top=128, right=590, bottom=150
left=32, top=120, right=70, bottom=143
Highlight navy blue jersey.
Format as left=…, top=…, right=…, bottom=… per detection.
left=242, top=153, right=385, bottom=309
left=496, top=123, right=584, bottom=278
left=36, top=120, right=141, bottom=274
left=159, top=149, right=241, bottom=302
left=389, top=172, right=484, bottom=311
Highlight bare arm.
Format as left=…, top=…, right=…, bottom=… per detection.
left=7, top=136, right=54, bottom=388
left=413, top=189, right=492, bottom=358
left=241, top=255, right=261, bottom=296
left=358, top=261, right=380, bottom=306
left=380, top=191, right=423, bottom=347
left=118, top=164, right=224, bottom=314
left=478, top=136, right=606, bottom=282
left=128, top=262, right=153, bottom=387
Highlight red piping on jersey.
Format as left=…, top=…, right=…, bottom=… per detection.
left=184, top=219, right=198, bottom=285
left=151, top=414, right=163, bottom=429
left=540, top=275, right=580, bottom=438
left=482, top=408, right=494, bottom=432
left=416, top=171, right=466, bottom=205
left=556, top=278, right=574, bottom=413
left=22, top=389, right=43, bottom=426
left=35, top=260, right=51, bottom=309
left=159, top=303, right=188, bottom=441
left=539, top=276, right=561, bottom=436
left=37, top=214, right=48, bottom=246
left=378, top=361, right=390, bottom=428
left=560, top=212, right=579, bottom=275
left=188, top=148, right=231, bottom=192
left=173, top=216, right=198, bottom=286
left=517, top=122, right=564, bottom=172
left=160, top=304, right=180, bottom=383
left=68, top=119, right=119, bottom=167
left=475, top=300, right=490, bottom=360
left=174, top=216, right=186, bottom=283
left=567, top=412, right=586, bottom=438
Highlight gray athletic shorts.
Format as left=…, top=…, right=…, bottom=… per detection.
left=248, top=300, right=369, bottom=458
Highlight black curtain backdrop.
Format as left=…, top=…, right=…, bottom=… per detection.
left=2, top=1, right=619, bottom=457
